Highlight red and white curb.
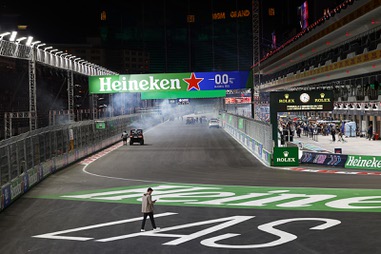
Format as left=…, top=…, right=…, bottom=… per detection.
left=79, top=143, right=123, bottom=166
left=289, top=167, right=381, bottom=176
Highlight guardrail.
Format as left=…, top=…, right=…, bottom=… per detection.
left=0, top=112, right=163, bottom=212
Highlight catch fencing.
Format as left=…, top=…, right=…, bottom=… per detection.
left=0, top=112, right=162, bottom=212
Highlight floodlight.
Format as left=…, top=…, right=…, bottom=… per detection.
left=25, top=36, right=33, bottom=46
left=9, top=31, right=17, bottom=41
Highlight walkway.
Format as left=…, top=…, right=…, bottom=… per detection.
left=291, top=133, right=381, bottom=156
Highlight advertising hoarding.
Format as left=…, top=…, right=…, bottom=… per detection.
left=89, top=71, right=250, bottom=95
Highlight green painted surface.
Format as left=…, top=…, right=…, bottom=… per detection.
left=35, top=183, right=381, bottom=213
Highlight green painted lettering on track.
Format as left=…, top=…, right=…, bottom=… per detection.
left=35, top=183, right=381, bottom=213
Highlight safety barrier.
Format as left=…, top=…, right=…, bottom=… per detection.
left=221, top=113, right=272, bottom=166
left=0, top=112, right=163, bottom=212
left=300, top=151, right=381, bottom=171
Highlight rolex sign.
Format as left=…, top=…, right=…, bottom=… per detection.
left=273, top=147, right=299, bottom=166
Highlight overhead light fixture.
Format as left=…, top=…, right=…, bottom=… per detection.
left=9, top=31, right=17, bottom=42
left=44, top=46, right=53, bottom=51
left=25, top=36, right=33, bottom=46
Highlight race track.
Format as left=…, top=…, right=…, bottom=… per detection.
left=0, top=118, right=380, bottom=254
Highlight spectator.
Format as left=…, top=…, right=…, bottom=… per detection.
left=331, top=125, right=336, bottom=142
left=368, top=124, right=374, bottom=140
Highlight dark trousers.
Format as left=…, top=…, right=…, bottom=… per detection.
left=141, top=212, right=156, bottom=229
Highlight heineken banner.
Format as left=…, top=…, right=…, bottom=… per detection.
left=345, top=155, right=381, bottom=170
left=273, top=147, right=299, bottom=166
left=88, top=71, right=250, bottom=95
left=141, top=90, right=226, bottom=99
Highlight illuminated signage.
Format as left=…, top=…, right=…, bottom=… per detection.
left=273, top=147, right=299, bottom=166
left=187, top=15, right=195, bottom=23
left=270, top=90, right=333, bottom=112
left=88, top=71, right=249, bottom=94
left=141, top=90, right=226, bottom=100
left=178, top=98, right=190, bottom=105
left=225, top=97, right=251, bottom=104
left=212, top=10, right=250, bottom=20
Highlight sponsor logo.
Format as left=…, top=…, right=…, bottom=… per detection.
left=346, top=155, right=381, bottom=169
left=38, top=184, right=381, bottom=212
left=273, top=147, right=299, bottom=166
left=314, top=92, right=331, bottom=103
left=99, top=76, right=182, bottom=92
left=279, top=93, right=295, bottom=103
left=276, top=151, right=296, bottom=163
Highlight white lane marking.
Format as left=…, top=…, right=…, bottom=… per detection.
left=32, top=212, right=177, bottom=241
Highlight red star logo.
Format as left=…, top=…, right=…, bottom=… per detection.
left=183, top=73, right=204, bottom=91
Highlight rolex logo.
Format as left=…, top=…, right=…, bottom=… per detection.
left=320, top=93, right=325, bottom=98
left=284, top=94, right=289, bottom=99
left=276, top=149, right=296, bottom=163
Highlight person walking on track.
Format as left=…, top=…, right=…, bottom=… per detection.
left=141, top=187, right=160, bottom=231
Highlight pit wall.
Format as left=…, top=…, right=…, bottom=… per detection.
left=220, top=113, right=272, bottom=166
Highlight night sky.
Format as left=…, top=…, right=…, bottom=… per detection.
left=0, top=0, right=342, bottom=45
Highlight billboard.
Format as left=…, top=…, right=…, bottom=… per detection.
left=273, top=147, right=299, bottom=166
left=140, top=90, right=226, bottom=100
left=298, top=1, right=309, bottom=29
left=88, top=71, right=250, bottom=95
left=225, top=97, right=251, bottom=104
left=270, top=90, right=334, bottom=112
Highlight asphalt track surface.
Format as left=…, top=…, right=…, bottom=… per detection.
left=1, top=119, right=381, bottom=254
